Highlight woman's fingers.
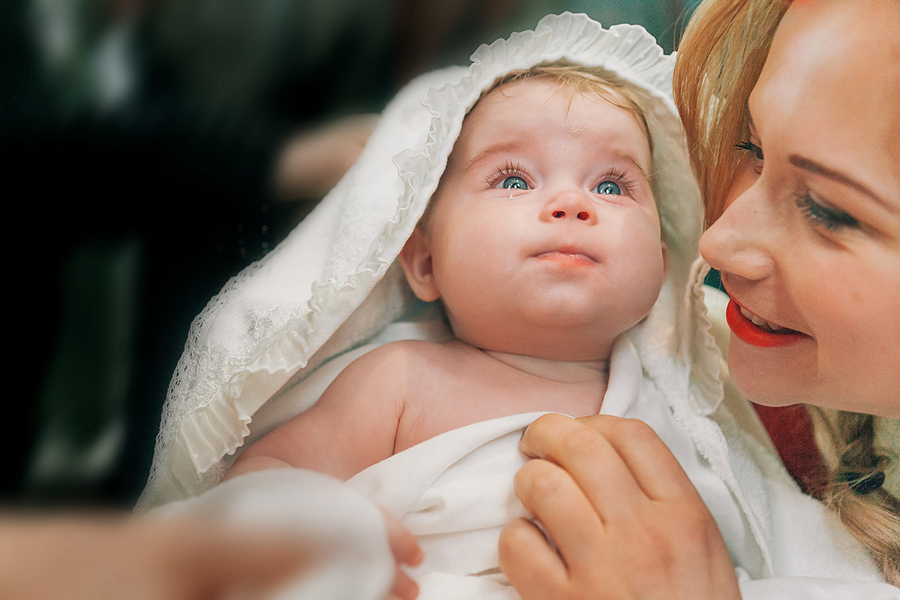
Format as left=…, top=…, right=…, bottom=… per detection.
left=509, top=414, right=743, bottom=600
left=380, top=507, right=424, bottom=568
left=498, top=517, right=570, bottom=600
left=576, top=414, right=701, bottom=500
left=521, top=414, right=696, bottom=503
left=389, top=569, right=419, bottom=600
left=511, top=458, right=606, bottom=571
left=518, top=414, right=653, bottom=522
left=378, top=507, right=422, bottom=600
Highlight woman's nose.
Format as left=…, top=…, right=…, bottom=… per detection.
left=541, top=190, right=597, bottom=224
left=699, top=183, right=776, bottom=282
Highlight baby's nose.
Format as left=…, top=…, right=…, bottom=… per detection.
left=542, top=190, right=597, bottom=224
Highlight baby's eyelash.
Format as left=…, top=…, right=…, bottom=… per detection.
left=796, top=194, right=859, bottom=232
left=597, top=166, right=637, bottom=195
left=486, top=161, right=527, bottom=188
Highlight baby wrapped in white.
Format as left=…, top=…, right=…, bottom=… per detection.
left=140, top=13, right=893, bottom=600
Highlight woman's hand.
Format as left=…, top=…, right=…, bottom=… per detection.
left=381, top=507, right=423, bottom=600
left=499, top=414, right=741, bottom=600
left=0, top=514, right=315, bottom=600
left=0, top=509, right=423, bottom=600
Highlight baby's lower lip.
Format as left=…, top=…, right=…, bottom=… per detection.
left=535, top=250, right=596, bottom=265
left=725, top=299, right=806, bottom=348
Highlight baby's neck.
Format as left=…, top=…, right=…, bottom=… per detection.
left=481, top=349, right=609, bottom=386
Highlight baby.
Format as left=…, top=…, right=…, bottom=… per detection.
left=225, top=63, right=668, bottom=483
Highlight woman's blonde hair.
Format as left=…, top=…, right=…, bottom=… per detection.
left=674, top=0, right=900, bottom=583
left=673, top=0, right=787, bottom=228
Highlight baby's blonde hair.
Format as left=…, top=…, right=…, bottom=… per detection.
left=674, top=0, right=900, bottom=583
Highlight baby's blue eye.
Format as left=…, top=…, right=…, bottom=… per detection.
left=502, top=176, right=529, bottom=190
left=596, top=181, right=622, bottom=195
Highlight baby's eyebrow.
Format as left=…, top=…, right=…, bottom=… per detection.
left=464, top=139, right=531, bottom=172
left=621, top=154, right=651, bottom=183
left=602, top=150, right=651, bottom=184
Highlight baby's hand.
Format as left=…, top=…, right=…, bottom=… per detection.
left=380, top=506, right=423, bottom=600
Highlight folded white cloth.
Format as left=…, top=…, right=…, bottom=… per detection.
left=345, top=335, right=753, bottom=598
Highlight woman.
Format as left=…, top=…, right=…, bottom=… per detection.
left=498, top=0, right=900, bottom=597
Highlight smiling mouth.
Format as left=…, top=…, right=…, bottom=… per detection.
left=738, top=305, right=790, bottom=334
left=725, top=299, right=806, bottom=348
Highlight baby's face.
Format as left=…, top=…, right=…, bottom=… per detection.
left=413, top=78, right=667, bottom=359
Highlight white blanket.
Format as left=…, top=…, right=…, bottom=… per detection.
left=345, top=335, right=752, bottom=597
left=157, top=335, right=897, bottom=599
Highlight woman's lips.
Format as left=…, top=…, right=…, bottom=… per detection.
left=725, top=299, right=806, bottom=348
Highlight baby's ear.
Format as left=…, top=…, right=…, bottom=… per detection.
left=399, top=228, right=441, bottom=302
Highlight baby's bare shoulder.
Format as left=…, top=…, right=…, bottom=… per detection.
left=362, top=339, right=471, bottom=371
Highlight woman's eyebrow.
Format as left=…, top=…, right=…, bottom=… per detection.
left=747, top=102, right=895, bottom=213
left=788, top=155, right=897, bottom=213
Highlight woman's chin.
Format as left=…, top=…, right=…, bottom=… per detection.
left=728, top=339, right=900, bottom=418
left=726, top=336, right=816, bottom=409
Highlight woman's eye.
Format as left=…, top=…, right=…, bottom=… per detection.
left=501, top=176, right=529, bottom=190
left=735, top=141, right=764, bottom=164
left=596, top=180, right=622, bottom=195
left=796, top=194, right=859, bottom=232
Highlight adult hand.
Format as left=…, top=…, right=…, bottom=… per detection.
left=382, top=507, right=424, bottom=600
left=0, top=513, right=314, bottom=600
left=222, top=463, right=422, bottom=599
left=275, top=114, right=379, bottom=200
left=499, top=414, right=741, bottom=600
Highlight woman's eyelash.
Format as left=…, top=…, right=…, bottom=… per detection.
left=735, top=140, right=764, bottom=161
left=796, top=194, right=859, bottom=231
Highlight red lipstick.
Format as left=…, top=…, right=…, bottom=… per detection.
left=725, top=299, right=805, bottom=348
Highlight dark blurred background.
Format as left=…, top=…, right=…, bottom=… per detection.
left=1, top=0, right=700, bottom=508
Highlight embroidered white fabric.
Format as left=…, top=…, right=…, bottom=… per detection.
left=137, top=12, right=717, bottom=510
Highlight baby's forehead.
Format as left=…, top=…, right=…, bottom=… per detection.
left=472, top=76, right=649, bottom=141
left=475, top=77, right=620, bottom=112
left=459, top=77, right=652, bottom=167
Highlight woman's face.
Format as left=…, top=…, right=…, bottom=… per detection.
left=699, top=0, right=900, bottom=418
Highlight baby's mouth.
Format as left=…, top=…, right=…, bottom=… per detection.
left=534, top=246, right=597, bottom=264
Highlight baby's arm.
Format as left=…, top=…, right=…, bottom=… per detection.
left=226, top=343, right=410, bottom=482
